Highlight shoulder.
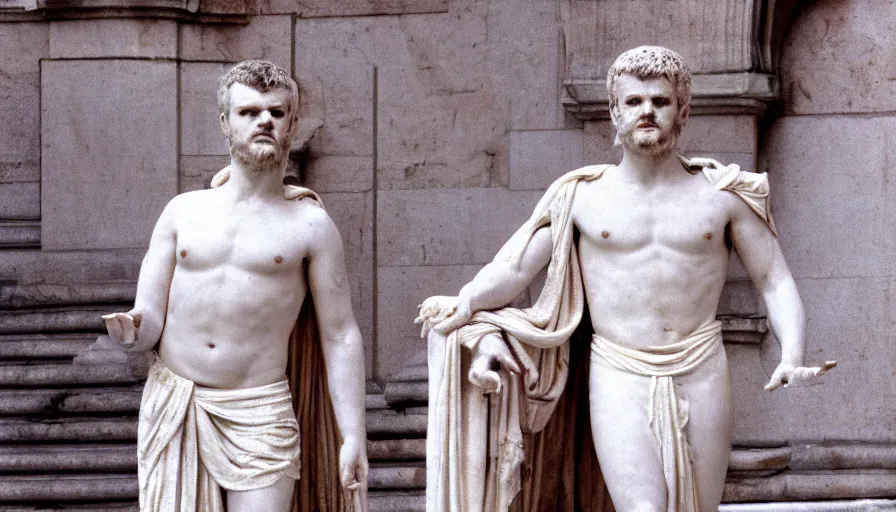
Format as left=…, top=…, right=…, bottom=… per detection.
left=283, top=194, right=342, bottom=254
left=549, top=164, right=613, bottom=205
left=153, top=189, right=208, bottom=227
left=166, top=188, right=215, bottom=211
left=689, top=157, right=777, bottom=234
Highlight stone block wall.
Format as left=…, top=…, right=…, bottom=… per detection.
left=727, top=0, right=896, bottom=445
left=0, top=0, right=893, bottom=506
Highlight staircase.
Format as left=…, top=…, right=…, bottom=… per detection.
left=0, top=302, right=428, bottom=511
left=0, top=305, right=141, bottom=510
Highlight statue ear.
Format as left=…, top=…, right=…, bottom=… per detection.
left=678, top=103, right=691, bottom=125
left=219, top=111, right=229, bottom=135
left=609, top=105, right=619, bottom=129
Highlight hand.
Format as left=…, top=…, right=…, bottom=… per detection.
left=764, top=360, right=837, bottom=391
left=414, top=295, right=472, bottom=337
left=339, top=438, right=369, bottom=511
left=102, top=312, right=141, bottom=347
left=468, top=333, right=521, bottom=394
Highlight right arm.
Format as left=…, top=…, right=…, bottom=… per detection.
left=104, top=198, right=179, bottom=351
left=417, top=225, right=554, bottom=334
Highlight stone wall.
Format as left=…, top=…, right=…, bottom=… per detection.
left=728, top=0, right=896, bottom=445
left=0, top=0, right=893, bottom=506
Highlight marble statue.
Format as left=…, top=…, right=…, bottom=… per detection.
left=417, top=46, right=835, bottom=512
left=103, top=60, right=368, bottom=512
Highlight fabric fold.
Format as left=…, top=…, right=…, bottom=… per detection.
left=138, top=357, right=302, bottom=512
left=591, top=321, right=723, bottom=512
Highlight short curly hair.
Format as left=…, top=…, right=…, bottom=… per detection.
left=216, top=60, right=299, bottom=122
left=606, top=46, right=691, bottom=114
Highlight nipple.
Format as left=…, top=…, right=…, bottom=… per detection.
left=180, top=250, right=187, bottom=258
left=274, top=256, right=283, bottom=264
left=601, top=231, right=610, bottom=239
left=704, top=232, right=713, bottom=240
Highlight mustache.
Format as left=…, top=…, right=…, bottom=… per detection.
left=636, top=115, right=658, bottom=128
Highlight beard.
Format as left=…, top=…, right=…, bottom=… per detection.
left=227, top=132, right=288, bottom=173
left=615, top=116, right=682, bottom=157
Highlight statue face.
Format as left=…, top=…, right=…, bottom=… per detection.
left=222, top=82, right=293, bottom=170
left=612, top=74, right=687, bottom=157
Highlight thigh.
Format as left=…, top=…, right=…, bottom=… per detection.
left=589, top=356, right=667, bottom=512
left=226, top=475, right=295, bottom=512
left=677, top=348, right=733, bottom=512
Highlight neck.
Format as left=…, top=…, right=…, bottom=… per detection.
left=616, top=147, right=684, bottom=186
left=225, top=156, right=287, bottom=200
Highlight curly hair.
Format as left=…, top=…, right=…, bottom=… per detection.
left=606, top=46, right=691, bottom=114
left=216, top=60, right=299, bottom=122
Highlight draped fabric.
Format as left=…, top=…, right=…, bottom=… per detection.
left=288, top=295, right=350, bottom=512
left=138, top=358, right=302, bottom=512
left=592, top=321, right=724, bottom=512
left=426, top=165, right=612, bottom=512
left=427, top=157, right=777, bottom=512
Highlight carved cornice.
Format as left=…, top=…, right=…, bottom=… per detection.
left=560, top=0, right=801, bottom=120
left=563, top=72, right=779, bottom=121
left=0, top=0, right=251, bottom=22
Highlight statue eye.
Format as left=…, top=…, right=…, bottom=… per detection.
left=625, top=98, right=641, bottom=106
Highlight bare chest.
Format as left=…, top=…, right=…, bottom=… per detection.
left=573, top=182, right=732, bottom=254
left=175, top=207, right=306, bottom=274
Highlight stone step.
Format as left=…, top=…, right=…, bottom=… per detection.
left=0, top=444, right=136, bottom=472
left=0, top=505, right=137, bottom=512
left=0, top=417, right=137, bottom=442
left=368, top=438, right=426, bottom=461
left=0, top=363, right=147, bottom=387
left=368, top=490, right=425, bottom=512
left=720, top=500, right=896, bottom=511
left=0, top=307, right=121, bottom=335
left=367, top=409, right=427, bottom=438
left=0, top=387, right=143, bottom=416
left=368, top=462, right=426, bottom=490
left=724, top=470, right=896, bottom=502
left=0, top=474, right=137, bottom=501
left=0, top=334, right=97, bottom=360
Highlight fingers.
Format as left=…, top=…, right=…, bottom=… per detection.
left=763, top=376, right=784, bottom=392
left=469, top=354, right=502, bottom=394
left=434, top=313, right=466, bottom=335
left=469, top=368, right=501, bottom=394
left=102, top=314, right=124, bottom=341
left=498, top=351, right=521, bottom=374
left=764, top=368, right=788, bottom=392
left=351, top=481, right=369, bottom=512
left=102, top=313, right=137, bottom=346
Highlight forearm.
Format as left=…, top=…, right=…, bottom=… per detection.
left=763, top=276, right=807, bottom=366
left=322, top=327, right=367, bottom=444
left=458, top=260, right=534, bottom=313
left=126, top=306, right=164, bottom=351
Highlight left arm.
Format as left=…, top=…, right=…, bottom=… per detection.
left=729, top=198, right=807, bottom=390
left=306, top=208, right=368, bottom=501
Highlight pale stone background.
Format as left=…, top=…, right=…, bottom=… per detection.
left=0, top=0, right=888, bottom=443
left=0, top=0, right=894, bottom=507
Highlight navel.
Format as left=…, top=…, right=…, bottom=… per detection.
left=208, top=343, right=215, bottom=349
left=274, top=255, right=283, bottom=264
left=601, top=230, right=610, bottom=239
left=180, top=250, right=187, bottom=258
left=704, top=232, right=713, bottom=240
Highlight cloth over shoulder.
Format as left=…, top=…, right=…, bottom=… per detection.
left=679, top=155, right=777, bottom=236
left=210, top=165, right=325, bottom=207
left=426, top=164, right=610, bottom=512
